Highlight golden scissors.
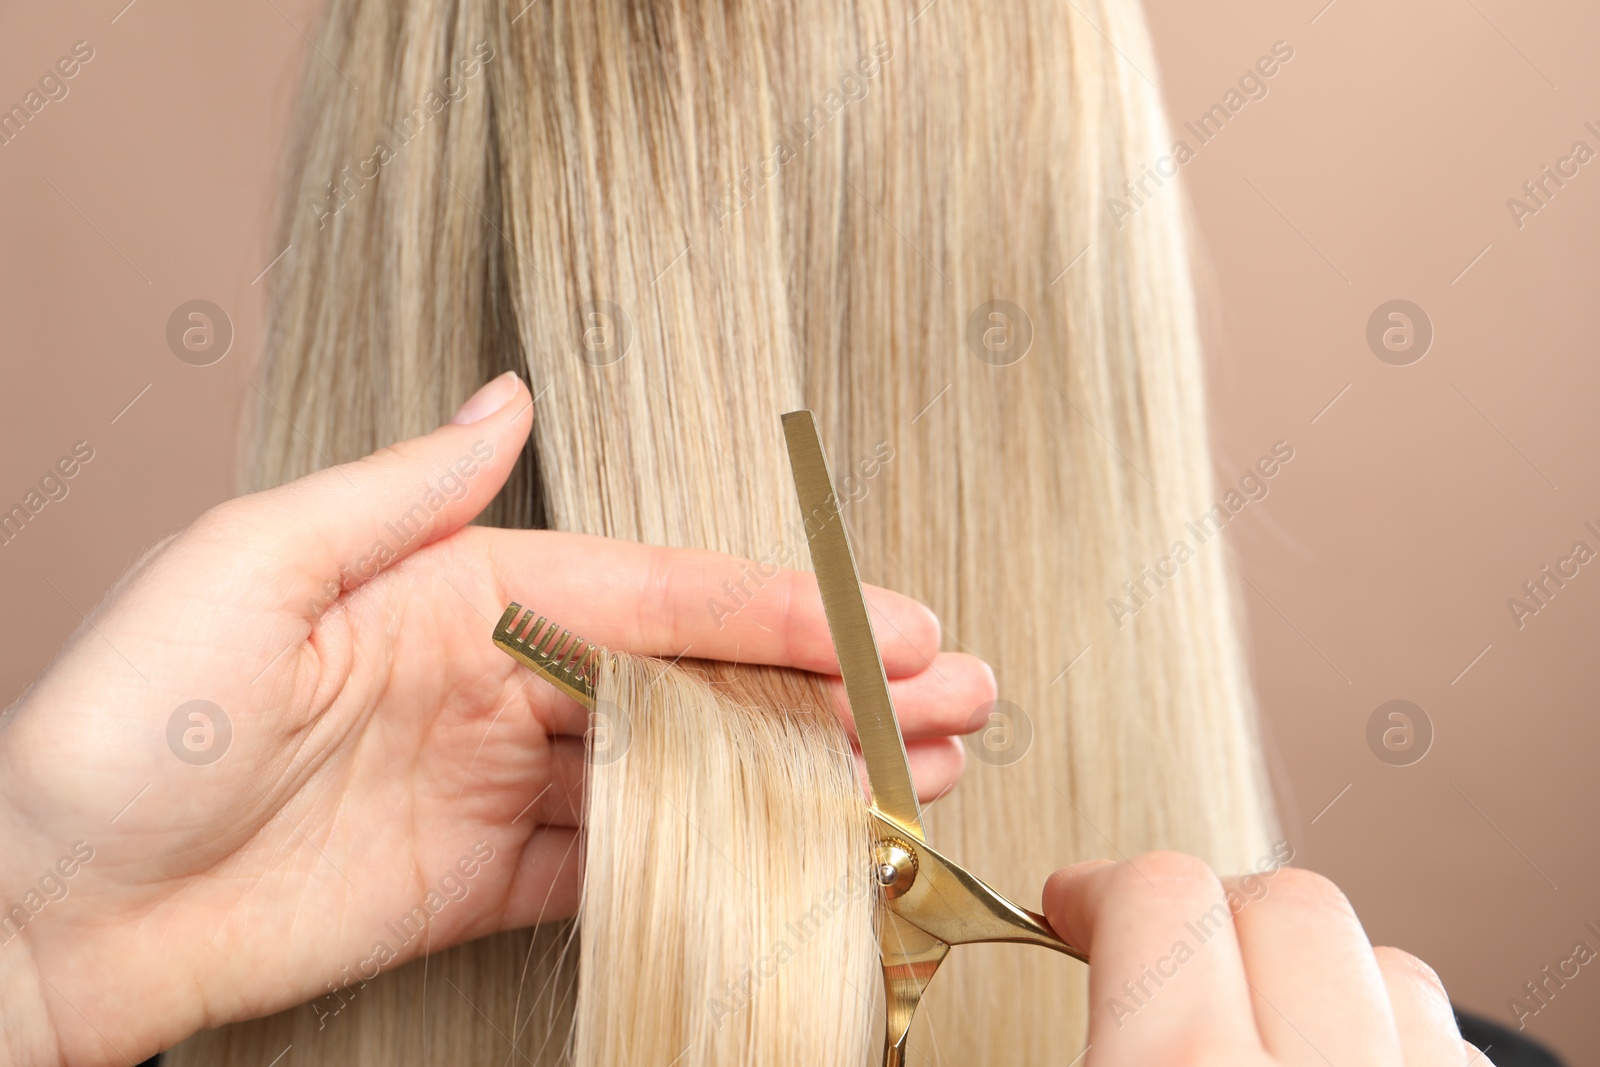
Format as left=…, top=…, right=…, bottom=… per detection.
left=490, top=410, right=1087, bottom=1066
left=780, top=409, right=1086, bottom=1066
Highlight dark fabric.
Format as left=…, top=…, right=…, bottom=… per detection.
left=1456, top=1007, right=1566, bottom=1067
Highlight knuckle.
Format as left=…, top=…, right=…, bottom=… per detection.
left=186, top=496, right=256, bottom=548
left=1374, top=945, right=1450, bottom=1003
left=1136, top=850, right=1218, bottom=883
left=905, top=597, right=941, bottom=653
left=963, top=653, right=999, bottom=704
left=776, top=568, right=806, bottom=664
left=943, top=734, right=967, bottom=777
left=184, top=495, right=232, bottom=537
left=637, top=544, right=675, bottom=646
left=1126, top=851, right=1221, bottom=896
left=938, top=655, right=997, bottom=733
left=194, top=495, right=241, bottom=529
left=162, top=497, right=274, bottom=595
left=364, top=439, right=417, bottom=470
left=1266, top=866, right=1354, bottom=919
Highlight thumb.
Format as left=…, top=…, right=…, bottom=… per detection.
left=1041, top=859, right=1116, bottom=959
left=227, top=371, right=533, bottom=612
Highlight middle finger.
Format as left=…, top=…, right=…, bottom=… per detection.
left=1224, top=867, right=1403, bottom=1066
left=828, top=651, right=995, bottom=740
left=540, top=652, right=992, bottom=744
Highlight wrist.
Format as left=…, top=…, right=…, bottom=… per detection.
left=0, top=734, right=63, bottom=1065
left=0, top=929, right=63, bottom=1067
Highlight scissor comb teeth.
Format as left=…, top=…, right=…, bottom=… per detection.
left=492, top=602, right=603, bottom=708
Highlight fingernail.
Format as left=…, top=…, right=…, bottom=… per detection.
left=451, top=371, right=521, bottom=425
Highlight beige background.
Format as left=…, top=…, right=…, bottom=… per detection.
left=1, top=0, right=1595, bottom=1060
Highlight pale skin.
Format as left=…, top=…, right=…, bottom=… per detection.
left=0, top=373, right=1480, bottom=1065
left=1041, top=856, right=1492, bottom=1065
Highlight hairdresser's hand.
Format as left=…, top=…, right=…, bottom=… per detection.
left=1042, top=853, right=1489, bottom=1066
left=0, top=372, right=986, bottom=1066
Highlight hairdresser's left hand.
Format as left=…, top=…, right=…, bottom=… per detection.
left=0, top=373, right=987, bottom=1066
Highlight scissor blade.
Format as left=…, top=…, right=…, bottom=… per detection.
left=782, top=410, right=925, bottom=841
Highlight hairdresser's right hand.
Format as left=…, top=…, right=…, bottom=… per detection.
left=0, top=372, right=988, bottom=1066
left=1042, top=853, right=1489, bottom=1065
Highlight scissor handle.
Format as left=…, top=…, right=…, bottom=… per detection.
left=869, top=811, right=1089, bottom=962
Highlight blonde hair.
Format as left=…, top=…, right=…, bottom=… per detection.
left=176, top=0, right=1274, bottom=1061
left=578, top=657, right=876, bottom=1063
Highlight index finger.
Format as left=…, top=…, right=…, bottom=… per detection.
left=476, top=528, right=942, bottom=678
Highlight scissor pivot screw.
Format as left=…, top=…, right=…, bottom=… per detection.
left=873, top=837, right=918, bottom=899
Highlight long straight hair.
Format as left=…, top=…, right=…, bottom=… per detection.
left=174, top=0, right=1274, bottom=1061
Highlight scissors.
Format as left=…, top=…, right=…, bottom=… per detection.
left=490, top=409, right=1087, bottom=1066
left=780, top=409, right=1086, bottom=1065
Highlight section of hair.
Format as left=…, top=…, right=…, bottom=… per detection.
left=575, top=655, right=875, bottom=1065
left=164, top=925, right=578, bottom=1065
left=179, top=0, right=1276, bottom=1061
